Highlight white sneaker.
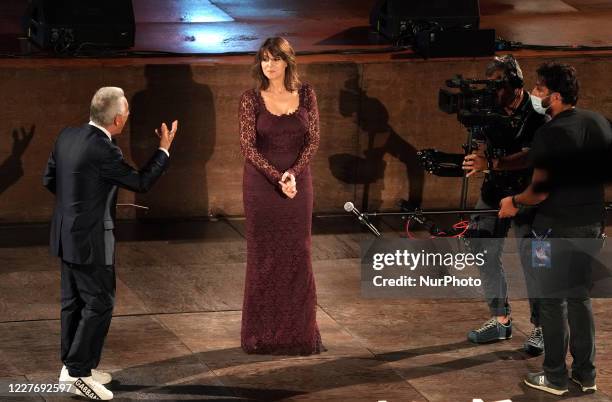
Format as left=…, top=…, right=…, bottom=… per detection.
left=60, top=365, right=112, bottom=385
left=64, top=375, right=113, bottom=400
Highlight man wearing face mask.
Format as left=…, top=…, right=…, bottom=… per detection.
left=462, top=55, right=548, bottom=352
left=499, top=62, right=611, bottom=395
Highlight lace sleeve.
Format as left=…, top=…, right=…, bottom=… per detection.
left=239, top=90, right=282, bottom=184
left=288, top=84, right=320, bottom=177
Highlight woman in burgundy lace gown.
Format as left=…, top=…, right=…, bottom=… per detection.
left=239, top=37, right=323, bottom=355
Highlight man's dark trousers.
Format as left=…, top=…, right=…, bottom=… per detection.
left=536, top=223, right=601, bottom=387
left=61, top=261, right=116, bottom=377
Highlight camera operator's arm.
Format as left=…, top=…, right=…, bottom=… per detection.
left=463, top=148, right=531, bottom=177
left=462, top=152, right=488, bottom=177
left=498, top=168, right=549, bottom=218
left=493, top=148, right=532, bottom=170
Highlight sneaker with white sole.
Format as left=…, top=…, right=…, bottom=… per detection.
left=571, top=374, right=597, bottom=393
left=524, top=371, right=568, bottom=396
left=524, top=326, right=544, bottom=356
left=467, top=318, right=512, bottom=344
left=60, top=365, right=112, bottom=385
left=64, top=376, right=113, bottom=400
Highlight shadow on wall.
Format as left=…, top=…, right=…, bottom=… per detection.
left=0, top=125, right=35, bottom=196
left=329, top=76, right=424, bottom=212
left=130, top=65, right=215, bottom=220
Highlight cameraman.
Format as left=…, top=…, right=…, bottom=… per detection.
left=499, top=62, right=611, bottom=395
left=462, top=55, right=547, bottom=353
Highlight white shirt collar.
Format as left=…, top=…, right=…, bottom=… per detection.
left=89, top=121, right=112, bottom=141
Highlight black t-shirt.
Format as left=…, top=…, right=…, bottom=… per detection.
left=529, top=108, right=612, bottom=227
left=478, top=92, right=548, bottom=206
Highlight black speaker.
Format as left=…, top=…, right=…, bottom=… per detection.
left=24, top=0, right=135, bottom=51
left=414, top=28, right=495, bottom=58
left=370, top=0, right=480, bottom=41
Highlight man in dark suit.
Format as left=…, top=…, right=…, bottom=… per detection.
left=43, top=86, right=178, bottom=400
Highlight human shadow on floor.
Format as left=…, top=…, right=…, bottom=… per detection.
left=109, top=341, right=533, bottom=401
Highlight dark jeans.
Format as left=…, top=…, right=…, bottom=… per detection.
left=470, top=197, right=540, bottom=325
left=61, top=260, right=115, bottom=377
left=533, top=223, right=602, bottom=387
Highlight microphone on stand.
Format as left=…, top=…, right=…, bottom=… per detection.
left=344, top=202, right=382, bottom=237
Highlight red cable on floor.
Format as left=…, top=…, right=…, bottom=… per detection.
left=405, top=218, right=470, bottom=238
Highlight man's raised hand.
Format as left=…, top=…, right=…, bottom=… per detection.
left=155, top=120, right=179, bottom=151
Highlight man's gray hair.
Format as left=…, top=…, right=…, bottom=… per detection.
left=486, top=54, right=524, bottom=84
left=90, top=87, right=127, bottom=126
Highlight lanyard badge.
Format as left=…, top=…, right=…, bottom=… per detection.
left=532, top=229, right=552, bottom=269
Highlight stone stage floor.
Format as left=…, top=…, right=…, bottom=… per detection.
left=0, top=217, right=610, bottom=401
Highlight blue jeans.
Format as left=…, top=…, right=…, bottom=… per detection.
left=469, top=197, right=539, bottom=325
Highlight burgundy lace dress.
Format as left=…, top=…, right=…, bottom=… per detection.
left=239, top=83, right=323, bottom=355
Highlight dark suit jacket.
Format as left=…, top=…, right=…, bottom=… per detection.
left=43, top=124, right=169, bottom=265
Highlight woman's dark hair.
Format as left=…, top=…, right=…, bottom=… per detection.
left=252, top=37, right=300, bottom=91
left=536, top=62, right=579, bottom=105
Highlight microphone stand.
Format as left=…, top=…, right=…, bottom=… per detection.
left=344, top=202, right=382, bottom=237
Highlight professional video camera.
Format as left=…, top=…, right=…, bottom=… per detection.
left=438, top=75, right=522, bottom=128
left=419, top=75, right=529, bottom=177
left=418, top=75, right=526, bottom=208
